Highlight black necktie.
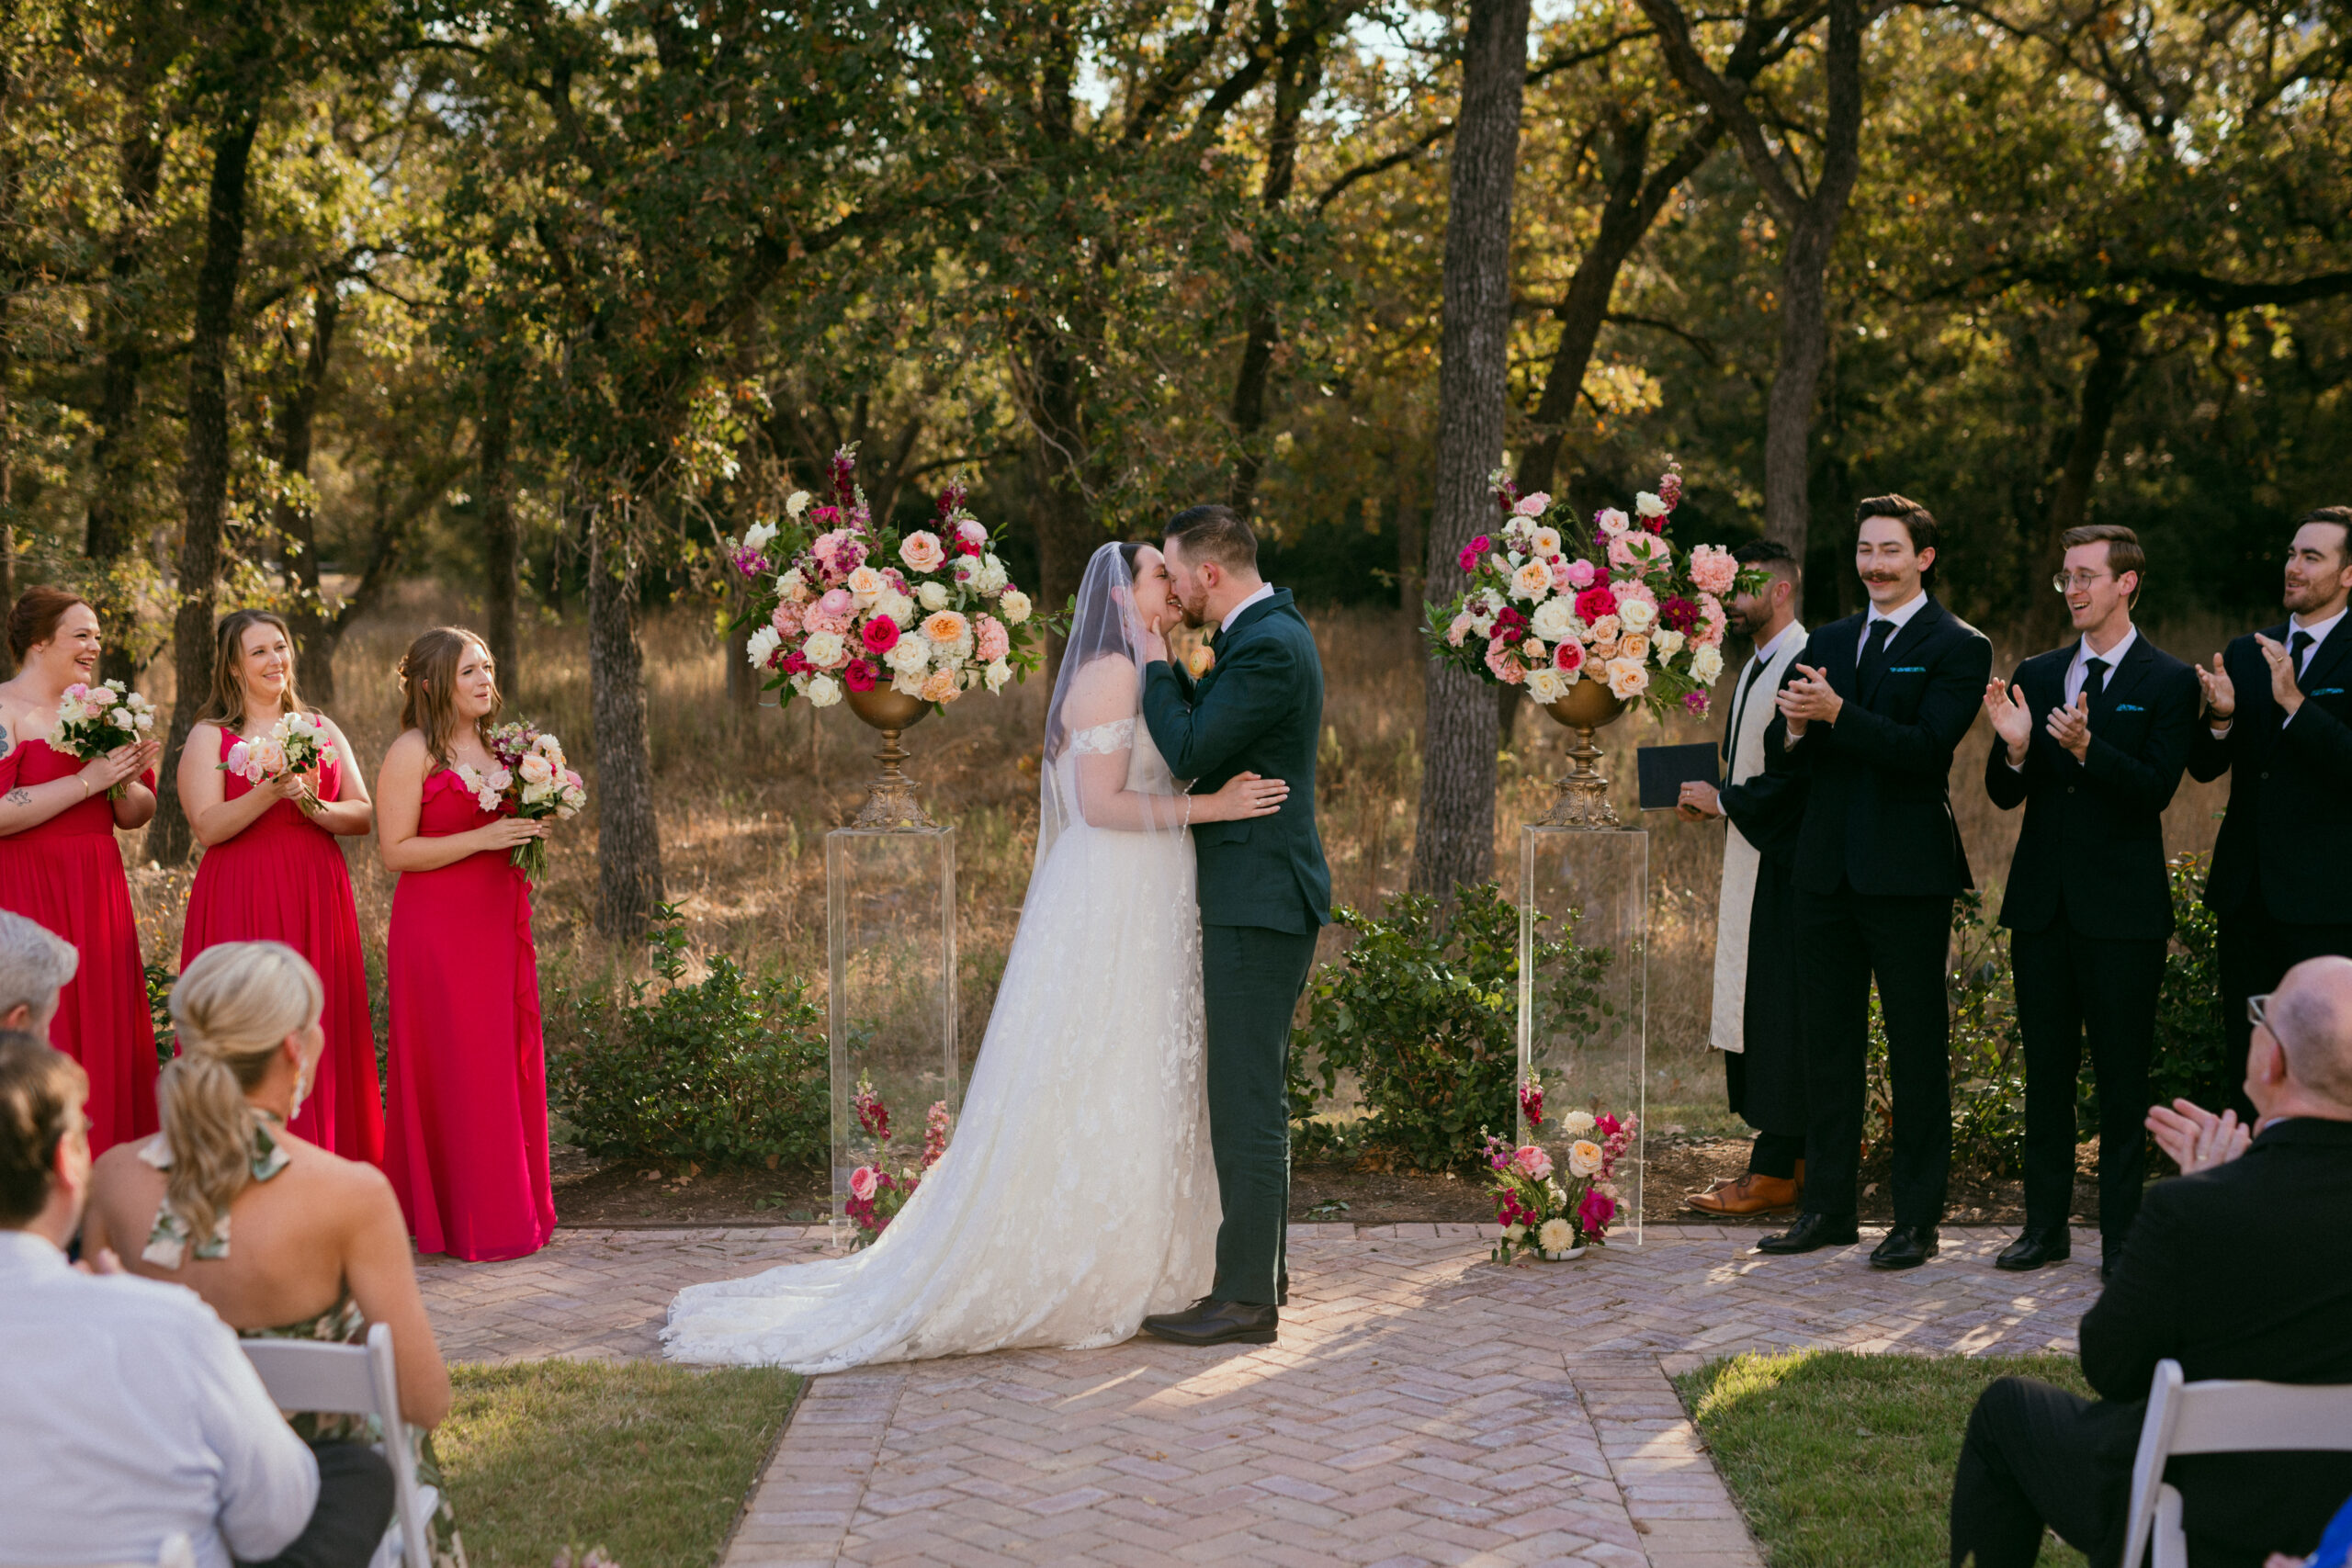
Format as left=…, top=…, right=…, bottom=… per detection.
left=2083, top=657, right=2109, bottom=705
left=1858, top=618, right=1894, bottom=683
left=2291, top=630, right=2314, bottom=677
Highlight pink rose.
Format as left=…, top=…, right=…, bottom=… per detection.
left=1564, top=558, right=1598, bottom=590
left=899, top=530, right=946, bottom=573
left=1555, top=640, right=1584, bottom=672
left=849, top=1166, right=879, bottom=1201
left=1574, top=584, right=1618, bottom=623
left=1595, top=508, right=1630, bottom=537
left=1577, top=1189, right=1615, bottom=1232
left=1510, top=1145, right=1554, bottom=1180
left=806, top=589, right=856, bottom=636
left=974, top=615, right=1009, bottom=662
left=1512, top=491, right=1550, bottom=517
left=843, top=658, right=877, bottom=693
left=1483, top=642, right=1525, bottom=685
left=862, top=617, right=900, bottom=655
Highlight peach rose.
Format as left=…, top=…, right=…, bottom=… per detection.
left=1603, top=657, right=1650, bottom=700
left=899, top=531, right=946, bottom=573
left=922, top=609, right=970, bottom=647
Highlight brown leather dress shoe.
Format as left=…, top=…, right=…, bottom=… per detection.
left=1685, top=1172, right=1803, bottom=1215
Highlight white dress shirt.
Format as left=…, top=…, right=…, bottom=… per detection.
left=1219, top=581, right=1276, bottom=634
left=1865, top=587, right=1932, bottom=637
left=2213, top=605, right=2345, bottom=736
left=2064, top=625, right=2138, bottom=706
left=0, top=1228, right=318, bottom=1568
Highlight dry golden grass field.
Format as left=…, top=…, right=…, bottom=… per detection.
left=122, top=583, right=2236, bottom=1145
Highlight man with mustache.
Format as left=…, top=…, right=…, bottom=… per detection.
left=1981, top=525, right=2199, bottom=1277
left=2188, top=505, right=2352, bottom=1118
left=1756, top=497, right=1993, bottom=1269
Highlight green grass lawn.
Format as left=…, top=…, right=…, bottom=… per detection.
left=436, top=1360, right=799, bottom=1568
left=1676, top=1350, right=2097, bottom=1568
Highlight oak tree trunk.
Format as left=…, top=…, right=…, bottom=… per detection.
left=84, top=124, right=165, bottom=689
left=2024, top=308, right=2140, bottom=647
left=479, top=378, right=520, bottom=688
left=1228, top=44, right=1323, bottom=515
left=587, top=502, right=664, bottom=938
left=277, top=284, right=340, bottom=702
left=1410, top=0, right=1533, bottom=898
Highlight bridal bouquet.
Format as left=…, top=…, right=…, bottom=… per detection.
left=1486, top=1077, right=1634, bottom=1259
left=221, top=711, right=338, bottom=812
left=842, top=1076, right=952, bottom=1248
left=1424, top=465, right=1766, bottom=718
left=724, top=446, right=1051, bottom=712
left=455, top=721, right=586, bottom=882
left=52, top=680, right=156, bottom=797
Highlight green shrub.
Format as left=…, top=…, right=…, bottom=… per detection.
left=550, top=905, right=827, bottom=1170
left=147, top=962, right=176, bottom=1066
left=1288, top=882, right=1611, bottom=1172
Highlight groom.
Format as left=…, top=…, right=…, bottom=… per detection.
left=1138, top=504, right=1331, bottom=1348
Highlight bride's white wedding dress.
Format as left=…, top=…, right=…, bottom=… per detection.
left=662, top=710, right=1218, bottom=1371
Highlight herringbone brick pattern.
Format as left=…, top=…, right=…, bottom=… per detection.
left=418, top=1222, right=2103, bottom=1566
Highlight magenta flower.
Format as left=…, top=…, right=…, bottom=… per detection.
left=1577, top=1190, right=1616, bottom=1234
left=1684, top=691, right=1710, bottom=716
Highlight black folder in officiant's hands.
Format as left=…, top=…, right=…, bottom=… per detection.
left=1637, top=743, right=1721, bottom=811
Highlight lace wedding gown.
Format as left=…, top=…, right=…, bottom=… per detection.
left=663, top=716, right=1218, bottom=1371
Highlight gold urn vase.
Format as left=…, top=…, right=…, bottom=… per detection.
left=842, top=684, right=936, bottom=830
left=1536, top=679, right=1628, bottom=829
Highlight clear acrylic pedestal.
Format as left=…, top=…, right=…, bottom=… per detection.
left=1518, top=825, right=1648, bottom=1247
left=827, top=826, right=959, bottom=1249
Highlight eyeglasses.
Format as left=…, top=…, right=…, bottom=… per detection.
left=2246, top=992, right=2290, bottom=1051
left=2052, top=571, right=2115, bottom=593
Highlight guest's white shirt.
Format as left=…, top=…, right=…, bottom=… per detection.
left=1864, top=588, right=1931, bottom=637
left=0, top=1228, right=318, bottom=1568
left=2064, top=625, right=2139, bottom=706
left=1220, top=582, right=1275, bottom=634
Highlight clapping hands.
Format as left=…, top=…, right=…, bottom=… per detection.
left=1773, top=663, right=1840, bottom=736
left=2046, top=691, right=2092, bottom=762
left=2196, top=653, right=2235, bottom=723
left=1984, top=680, right=2031, bottom=761
left=2146, top=1098, right=2252, bottom=1175
left=2255, top=633, right=2303, bottom=715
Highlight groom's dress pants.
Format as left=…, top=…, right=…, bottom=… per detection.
left=1201, top=922, right=1319, bottom=1307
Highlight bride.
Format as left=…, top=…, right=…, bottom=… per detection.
left=662, top=541, right=1289, bottom=1371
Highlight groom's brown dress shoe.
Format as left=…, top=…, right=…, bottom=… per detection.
left=1685, top=1172, right=1802, bottom=1216
left=1141, top=1298, right=1278, bottom=1347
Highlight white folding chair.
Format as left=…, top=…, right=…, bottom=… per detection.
left=2120, top=1357, right=2352, bottom=1568
left=240, top=1321, right=432, bottom=1568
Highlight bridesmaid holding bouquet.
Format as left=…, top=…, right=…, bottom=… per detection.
left=0, top=588, right=164, bottom=1153
left=177, top=609, right=382, bottom=1163
left=377, top=626, right=555, bottom=1260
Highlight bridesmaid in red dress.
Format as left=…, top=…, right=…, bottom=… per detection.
left=177, top=609, right=382, bottom=1163
left=377, top=626, right=555, bottom=1260
left=0, top=588, right=164, bottom=1153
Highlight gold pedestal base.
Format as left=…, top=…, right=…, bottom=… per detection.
left=1537, top=682, right=1629, bottom=829
left=843, top=686, right=936, bottom=830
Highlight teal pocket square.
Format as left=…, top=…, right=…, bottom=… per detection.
left=1891, top=665, right=1927, bottom=673
left=2116, top=703, right=2145, bottom=712
left=2314, top=687, right=2346, bottom=697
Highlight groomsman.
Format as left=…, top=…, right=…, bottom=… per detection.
left=1981, top=525, right=2198, bottom=1276
left=1757, top=497, right=1992, bottom=1269
left=1678, top=541, right=1810, bottom=1213
left=2188, top=505, right=2352, bottom=1117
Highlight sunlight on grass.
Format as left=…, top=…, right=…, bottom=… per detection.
left=1678, top=1350, right=2094, bottom=1568
left=438, top=1360, right=797, bottom=1568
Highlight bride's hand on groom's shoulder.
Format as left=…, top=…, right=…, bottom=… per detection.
left=1196, top=770, right=1289, bottom=822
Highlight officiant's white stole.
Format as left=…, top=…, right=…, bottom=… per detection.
left=1710, top=624, right=1804, bottom=1055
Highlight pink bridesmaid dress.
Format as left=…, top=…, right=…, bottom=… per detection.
left=181, top=728, right=383, bottom=1162
left=380, top=766, right=555, bottom=1260
left=0, top=740, right=158, bottom=1155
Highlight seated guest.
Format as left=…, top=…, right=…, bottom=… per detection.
left=0, top=1031, right=390, bottom=1568
left=1949, top=954, right=2352, bottom=1568
left=84, top=941, right=462, bottom=1566
left=0, top=908, right=76, bottom=1035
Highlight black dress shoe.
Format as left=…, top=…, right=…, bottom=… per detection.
left=1754, top=1213, right=1860, bottom=1255
left=1870, top=1224, right=1939, bottom=1270
left=1141, top=1298, right=1279, bottom=1347
left=1994, top=1227, right=2071, bottom=1272
left=2099, top=1257, right=2116, bottom=1283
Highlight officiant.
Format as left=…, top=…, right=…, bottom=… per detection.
left=1677, top=541, right=1811, bottom=1214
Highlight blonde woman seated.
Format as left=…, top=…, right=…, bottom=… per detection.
left=85, top=941, right=466, bottom=1568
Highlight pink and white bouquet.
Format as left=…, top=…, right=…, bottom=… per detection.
left=1424, top=465, right=1765, bottom=719
left=1486, top=1075, right=1635, bottom=1259
left=725, top=445, right=1053, bottom=712
left=842, top=1075, right=952, bottom=1248
left=221, top=711, right=337, bottom=812
left=455, top=721, right=586, bottom=882
left=52, top=680, right=156, bottom=797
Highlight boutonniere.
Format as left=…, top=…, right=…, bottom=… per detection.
left=1186, top=644, right=1216, bottom=679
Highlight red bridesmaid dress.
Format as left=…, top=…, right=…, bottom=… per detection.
left=381, top=767, right=554, bottom=1260
left=181, top=728, right=383, bottom=1163
left=0, top=740, right=158, bottom=1154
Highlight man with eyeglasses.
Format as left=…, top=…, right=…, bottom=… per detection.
left=1980, top=524, right=2199, bottom=1278
left=1949, top=954, right=2352, bottom=1568
left=2188, top=505, right=2352, bottom=1119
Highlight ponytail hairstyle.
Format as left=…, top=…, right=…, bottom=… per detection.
left=157, top=942, right=324, bottom=1249
left=197, top=609, right=311, bottom=732
left=395, top=626, right=501, bottom=769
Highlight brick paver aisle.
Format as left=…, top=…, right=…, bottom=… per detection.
left=419, top=1223, right=2104, bottom=1566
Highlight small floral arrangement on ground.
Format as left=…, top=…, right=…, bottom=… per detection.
left=451, top=721, right=585, bottom=882
left=1486, top=1074, right=1636, bottom=1259
left=52, top=680, right=156, bottom=797
left=842, top=1075, right=952, bottom=1248
left=221, top=711, right=337, bottom=813
left=1423, top=465, right=1766, bottom=718
left=724, top=445, right=1053, bottom=712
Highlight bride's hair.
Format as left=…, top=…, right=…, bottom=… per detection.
left=1044, top=542, right=1146, bottom=761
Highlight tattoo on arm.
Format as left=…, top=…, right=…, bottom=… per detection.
left=0, top=722, right=11, bottom=760
left=4, top=787, right=30, bottom=807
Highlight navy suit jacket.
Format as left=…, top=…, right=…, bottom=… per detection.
left=2186, top=620, right=2352, bottom=921
left=1764, top=597, right=1993, bottom=898
left=1984, top=633, right=2198, bottom=942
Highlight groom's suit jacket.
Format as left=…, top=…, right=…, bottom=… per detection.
left=1142, top=588, right=1332, bottom=935
left=2186, top=618, right=2352, bottom=921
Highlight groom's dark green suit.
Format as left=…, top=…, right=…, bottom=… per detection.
left=1142, top=587, right=1331, bottom=1307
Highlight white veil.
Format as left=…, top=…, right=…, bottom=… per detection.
left=1034, top=541, right=1192, bottom=870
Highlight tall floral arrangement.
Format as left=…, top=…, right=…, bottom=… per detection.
left=842, top=1075, right=952, bottom=1248
left=1485, top=1072, right=1635, bottom=1259
left=723, top=446, right=1051, bottom=712
left=1423, top=465, right=1763, bottom=718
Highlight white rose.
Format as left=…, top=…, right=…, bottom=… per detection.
left=997, top=589, right=1032, bottom=625
left=1635, top=491, right=1667, bottom=517
left=1618, top=597, right=1656, bottom=633
left=518, top=753, right=556, bottom=786
left=887, top=638, right=930, bottom=676
left=874, top=591, right=915, bottom=628
left=802, top=630, right=846, bottom=668
left=1502, top=1223, right=1527, bottom=1243
left=777, top=567, right=808, bottom=599
left=786, top=490, right=812, bottom=518
left=889, top=669, right=926, bottom=697
left=741, top=520, right=778, bottom=552
left=1653, top=627, right=1686, bottom=659
left=1691, top=645, right=1724, bottom=682
left=919, top=581, right=952, bottom=611
left=1568, top=1139, right=1605, bottom=1178
left=745, top=626, right=782, bottom=667
left=1527, top=667, right=1569, bottom=704
left=1530, top=599, right=1579, bottom=642
left=806, top=673, right=842, bottom=707
left=984, top=659, right=1011, bottom=693
left=1619, top=631, right=1652, bottom=663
